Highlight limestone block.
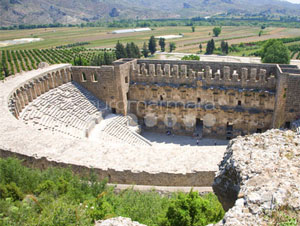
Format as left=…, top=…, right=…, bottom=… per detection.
left=141, top=63, right=148, bottom=76
left=241, top=68, right=248, bottom=82
left=223, top=66, right=230, bottom=80
left=164, top=64, right=171, bottom=77
left=259, top=69, right=267, bottom=82
left=214, top=70, right=221, bottom=80
left=173, top=65, right=179, bottom=77
left=205, top=66, right=212, bottom=80
left=188, top=69, right=195, bottom=78
left=180, top=65, right=187, bottom=77
left=149, top=64, right=155, bottom=76
left=156, top=64, right=163, bottom=76
left=232, top=71, right=239, bottom=82
left=250, top=68, right=257, bottom=82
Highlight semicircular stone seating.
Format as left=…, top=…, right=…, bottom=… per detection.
left=19, top=81, right=152, bottom=146
left=19, top=82, right=109, bottom=139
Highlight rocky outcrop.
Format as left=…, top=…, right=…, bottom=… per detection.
left=95, top=217, right=146, bottom=226
left=213, top=129, right=300, bottom=225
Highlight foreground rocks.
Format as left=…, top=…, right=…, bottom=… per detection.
left=213, top=129, right=300, bottom=225
left=95, top=217, right=146, bottom=226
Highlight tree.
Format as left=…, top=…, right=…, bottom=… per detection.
left=192, top=26, right=195, bottom=32
left=224, top=42, right=229, bottom=54
left=169, top=42, right=176, bottom=52
left=199, top=43, right=203, bottom=53
left=159, top=38, right=166, bottom=52
left=131, top=42, right=141, bottom=58
left=259, top=30, right=262, bottom=37
left=115, top=41, right=127, bottom=59
left=104, top=52, right=115, bottom=65
left=205, top=39, right=215, bottom=55
left=142, top=42, right=150, bottom=58
left=148, top=36, right=157, bottom=55
left=261, top=39, right=290, bottom=64
left=126, top=43, right=133, bottom=58
left=213, top=27, right=221, bottom=37
left=221, top=41, right=229, bottom=55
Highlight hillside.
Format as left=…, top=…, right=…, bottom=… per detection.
left=1, top=0, right=300, bottom=26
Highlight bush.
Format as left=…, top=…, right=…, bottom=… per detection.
left=0, top=158, right=225, bottom=226
left=181, top=55, right=200, bottom=61
left=163, top=191, right=224, bottom=226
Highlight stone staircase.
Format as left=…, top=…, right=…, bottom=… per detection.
left=99, top=114, right=152, bottom=147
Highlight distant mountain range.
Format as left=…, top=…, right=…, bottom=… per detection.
left=1, top=0, right=300, bottom=26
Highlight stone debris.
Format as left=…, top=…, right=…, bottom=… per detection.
left=95, top=217, right=146, bottom=226
left=213, top=129, right=300, bottom=225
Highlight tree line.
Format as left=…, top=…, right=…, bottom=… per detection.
left=114, top=36, right=177, bottom=60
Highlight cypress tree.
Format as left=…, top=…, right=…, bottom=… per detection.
left=159, top=38, right=166, bottom=52
left=131, top=42, right=141, bottom=58
left=221, top=40, right=226, bottom=54
left=199, top=43, right=202, bottom=52
left=169, top=42, right=176, bottom=52
left=148, top=36, right=157, bottom=55
left=115, top=41, right=127, bottom=59
left=206, top=39, right=215, bottom=55
left=142, top=42, right=150, bottom=58
left=126, top=43, right=133, bottom=58
left=225, top=42, right=229, bottom=54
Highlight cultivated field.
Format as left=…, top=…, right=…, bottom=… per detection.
left=2, top=25, right=300, bottom=77
left=2, top=26, right=300, bottom=53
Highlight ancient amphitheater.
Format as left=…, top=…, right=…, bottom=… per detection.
left=1, top=59, right=300, bottom=225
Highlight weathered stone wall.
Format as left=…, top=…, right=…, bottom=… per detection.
left=285, top=74, right=300, bottom=123
left=71, top=59, right=134, bottom=115
left=129, top=83, right=274, bottom=137
left=68, top=59, right=300, bottom=139
left=0, top=148, right=215, bottom=187
left=213, top=130, right=300, bottom=225
left=127, top=60, right=278, bottom=138
left=135, top=60, right=277, bottom=90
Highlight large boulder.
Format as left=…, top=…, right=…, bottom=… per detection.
left=213, top=129, right=300, bottom=225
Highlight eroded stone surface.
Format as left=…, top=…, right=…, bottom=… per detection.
left=213, top=129, right=300, bottom=225
left=95, top=217, right=146, bottom=226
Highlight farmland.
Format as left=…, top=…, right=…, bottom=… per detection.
left=2, top=26, right=300, bottom=52
left=2, top=25, right=300, bottom=77
left=0, top=48, right=111, bottom=77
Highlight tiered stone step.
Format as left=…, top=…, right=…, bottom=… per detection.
left=100, top=115, right=152, bottom=146
left=19, top=82, right=109, bottom=139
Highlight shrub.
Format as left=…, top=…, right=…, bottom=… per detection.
left=164, top=191, right=224, bottom=226
left=181, top=55, right=200, bottom=61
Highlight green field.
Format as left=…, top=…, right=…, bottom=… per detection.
left=2, top=26, right=300, bottom=53
left=2, top=25, right=300, bottom=78
left=0, top=48, right=112, bottom=77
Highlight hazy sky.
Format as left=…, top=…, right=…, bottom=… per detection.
left=286, top=0, right=300, bottom=3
